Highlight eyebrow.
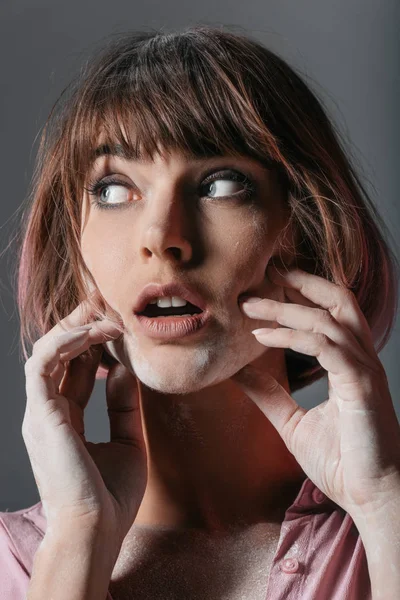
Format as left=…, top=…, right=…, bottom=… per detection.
left=92, top=144, right=234, bottom=165
left=92, top=144, right=137, bottom=161
left=91, top=143, right=275, bottom=173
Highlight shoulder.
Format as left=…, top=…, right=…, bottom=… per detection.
left=0, top=501, right=46, bottom=598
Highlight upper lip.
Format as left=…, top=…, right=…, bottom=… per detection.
left=133, top=281, right=207, bottom=314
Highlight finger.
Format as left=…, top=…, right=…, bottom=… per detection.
left=59, top=340, right=103, bottom=404
left=55, top=326, right=123, bottom=447
left=27, top=323, right=122, bottom=418
left=51, top=361, right=67, bottom=391
left=283, top=286, right=322, bottom=309
left=47, top=292, right=121, bottom=337
left=59, top=344, right=104, bottom=439
left=231, top=364, right=306, bottom=452
left=266, top=265, right=377, bottom=358
left=242, top=297, right=374, bottom=370
left=52, top=295, right=99, bottom=334
left=251, top=327, right=381, bottom=404
left=106, top=363, right=144, bottom=447
left=24, top=328, right=93, bottom=420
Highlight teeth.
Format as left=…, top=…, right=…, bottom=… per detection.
left=152, top=314, right=193, bottom=318
left=148, top=296, right=188, bottom=308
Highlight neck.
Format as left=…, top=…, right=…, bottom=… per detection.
left=132, top=348, right=306, bottom=534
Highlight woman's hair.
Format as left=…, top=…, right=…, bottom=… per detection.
left=12, top=25, right=399, bottom=393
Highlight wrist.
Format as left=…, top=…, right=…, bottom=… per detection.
left=350, top=491, right=400, bottom=600
left=29, top=522, right=120, bottom=600
left=43, top=516, right=122, bottom=566
left=346, top=471, right=400, bottom=524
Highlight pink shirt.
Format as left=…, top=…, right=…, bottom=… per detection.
left=0, top=477, right=371, bottom=599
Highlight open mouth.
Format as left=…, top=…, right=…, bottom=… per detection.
left=138, top=302, right=203, bottom=318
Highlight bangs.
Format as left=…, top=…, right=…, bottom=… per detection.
left=17, top=26, right=399, bottom=394
left=72, top=32, right=281, bottom=178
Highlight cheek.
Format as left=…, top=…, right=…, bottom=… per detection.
left=81, top=228, right=128, bottom=296
left=230, top=218, right=272, bottom=279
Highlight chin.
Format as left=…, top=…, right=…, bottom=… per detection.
left=103, top=328, right=267, bottom=395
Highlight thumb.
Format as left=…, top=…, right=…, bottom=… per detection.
left=230, top=364, right=305, bottom=450
left=106, top=363, right=145, bottom=449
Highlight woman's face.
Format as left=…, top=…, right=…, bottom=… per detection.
left=80, top=145, right=291, bottom=394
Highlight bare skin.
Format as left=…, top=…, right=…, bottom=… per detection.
left=80, top=145, right=307, bottom=594
left=108, top=518, right=283, bottom=599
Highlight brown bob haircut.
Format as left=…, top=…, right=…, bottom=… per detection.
left=13, top=25, right=399, bottom=393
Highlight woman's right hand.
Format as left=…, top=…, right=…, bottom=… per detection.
left=21, top=297, right=148, bottom=552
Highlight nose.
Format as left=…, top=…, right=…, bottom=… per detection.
left=139, top=186, right=195, bottom=264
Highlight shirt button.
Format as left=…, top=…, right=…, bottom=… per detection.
left=280, top=557, right=299, bottom=574
left=312, top=488, right=326, bottom=504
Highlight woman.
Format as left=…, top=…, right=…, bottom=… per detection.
left=1, top=25, right=399, bottom=599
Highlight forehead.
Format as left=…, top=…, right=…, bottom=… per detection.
left=92, top=142, right=211, bottom=164
left=88, top=114, right=276, bottom=169
left=89, top=142, right=276, bottom=177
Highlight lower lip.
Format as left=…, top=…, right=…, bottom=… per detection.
left=134, top=311, right=211, bottom=339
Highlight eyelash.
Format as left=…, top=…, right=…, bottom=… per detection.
left=83, top=169, right=256, bottom=211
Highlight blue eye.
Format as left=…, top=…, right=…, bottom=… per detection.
left=84, top=169, right=256, bottom=211
left=201, top=170, right=255, bottom=201
left=84, top=177, right=136, bottom=210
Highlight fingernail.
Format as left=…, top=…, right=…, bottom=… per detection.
left=252, top=328, right=273, bottom=335
left=242, top=297, right=262, bottom=304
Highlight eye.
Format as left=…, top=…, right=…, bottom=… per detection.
left=96, top=184, right=137, bottom=205
left=84, top=176, right=139, bottom=210
left=202, top=177, right=245, bottom=198
left=200, top=170, right=255, bottom=201
left=84, top=169, right=256, bottom=211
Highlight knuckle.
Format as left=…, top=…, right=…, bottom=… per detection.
left=315, top=309, right=334, bottom=327
left=24, top=357, right=35, bottom=375
left=341, top=287, right=356, bottom=304
left=21, top=417, right=34, bottom=440
left=21, top=419, right=29, bottom=438
left=25, top=353, right=44, bottom=374
left=317, top=332, right=331, bottom=347
left=336, top=289, right=356, bottom=315
left=31, top=335, right=62, bottom=363
left=30, top=340, right=47, bottom=362
left=24, top=353, right=50, bottom=380
left=32, top=336, right=45, bottom=352
left=34, top=332, right=61, bottom=352
left=312, top=308, right=336, bottom=334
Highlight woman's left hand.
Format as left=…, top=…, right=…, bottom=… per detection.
left=232, top=264, right=400, bottom=520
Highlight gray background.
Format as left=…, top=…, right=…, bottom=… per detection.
left=0, top=1, right=399, bottom=511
